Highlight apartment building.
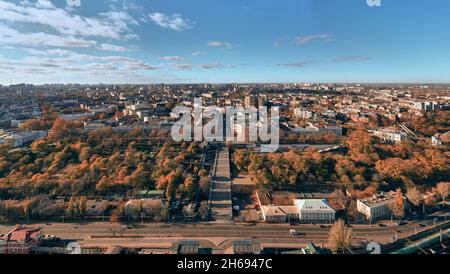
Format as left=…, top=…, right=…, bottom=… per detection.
left=372, top=128, right=408, bottom=144
left=357, top=191, right=400, bottom=221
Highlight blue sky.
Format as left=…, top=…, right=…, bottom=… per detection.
left=0, top=0, right=449, bottom=84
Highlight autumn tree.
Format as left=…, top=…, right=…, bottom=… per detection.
left=199, top=176, right=212, bottom=193
left=389, top=188, right=406, bottom=219
left=435, top=182, right=449, bottom=201
left=234, top=149, right=250, bottom=172
left=165, top=179, right=176, bottom=202
left=78, top=196, right=87, bottom=216
left=183, top=176, right=196, bottom=200
left=330, top=189, right=347, bottom=207
left=22, top=200, right=33, bottom=223
left=406, top=187, right=422, bottom=207
left=328, top=219, right=353, bottom=253
left=111, top=203, right=126, bottom=223
left=344, top=129, right=379, bottom=165
left=199, top=201, right=210, bottom=221
left=347, top=200, right=359, bottom=222
left=48, top=118, right=70, bottom=141
left=67, top=197, right=77, bottom=218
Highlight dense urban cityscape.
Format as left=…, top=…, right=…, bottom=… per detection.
left=0, top=83, right=448, bottom=255
left=0, top=1, right=448, bottom=269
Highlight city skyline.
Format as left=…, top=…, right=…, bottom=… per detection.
left=1, top=0, right=450, bottom=85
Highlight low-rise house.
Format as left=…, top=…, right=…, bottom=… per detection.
left=170, top=240, right=201, bottom=254
left=124, top=199, right=167, bottom=220
left=85, top=200, right=110, bottom=217
left=372, top=128, right=407, bottom=144
left=232, top=240, right=262, bottom=254
left=261, top=205, right=298, bottom=223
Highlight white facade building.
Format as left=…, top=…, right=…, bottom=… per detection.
left=294, top=199, right=335, bottom=222
left=372, top=129, right=408, bottom=144
left=357, top=191, right=402, bottom=221
left=0, top=131, right=47, bottom=147
left=294, top=108, right=314, bottom=120
left=412, top=101, right=440, bottom=111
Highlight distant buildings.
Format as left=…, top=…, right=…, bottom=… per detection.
left=290, top=124, right=343, bottom=137
left=0, top=130, right=47, bottom=147
left=244, top=95, right=266, bottom=109
left=294, top=108, right=314, bottom=120
left=244, top=95, right=258, bottom=109
left=0, top=226, right=43, bottom=254
left=412, top=101, right=440, bottom=111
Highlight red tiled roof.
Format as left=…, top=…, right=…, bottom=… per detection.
left=2, top=226, right=42, bottom=242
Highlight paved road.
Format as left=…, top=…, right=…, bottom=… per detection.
left=209, top=144, right=233, bottom=222
left=0, top=219, right=439, bottom=249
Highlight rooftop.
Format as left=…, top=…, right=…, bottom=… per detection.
left=294, top=199, right=336, bottom=212
left=358, top=191, right=397, bottom=207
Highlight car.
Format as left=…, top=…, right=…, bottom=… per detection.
left=289, top=229, right=305, bottom=236
left=418, top=223, right=426, bottom=227
left=378, top=223, right=387, bottom=227
left=395, top=221, right=408, bottom=226
left=127, top=225, right=133, bottom=229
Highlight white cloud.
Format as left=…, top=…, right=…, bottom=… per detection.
left=295, top=34, right=333, bottom=44
left=99, top=43, right=130, bottom=52
left=147, top=12, right=192, bottom=31
left=0, top=52, right=161, bottom=84
left=0, top=25, right=95, bottom=48
left=192, top=51, right=205, bottom=56
left=160, top=56, right=185, bottom=61
left=0, top=0, right=139, bottom=40
left=278, top=60, right=317, bottom=67
left=200, top=63, right=235, bottom=69
left=207, top=41, right=233, bottom=49
left=172, top=63, right=192, bottom=70
left=330, top=55, right=371, bottom=63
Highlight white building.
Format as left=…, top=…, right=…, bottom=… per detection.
left=294, top=108, right=314, bottom=120
left=0, top=131, right=47, bottom=147
left=372, top=129, right=408, bottom=144
left=412, top=101, right=440, bottom=111
left=357, top=191, right=401, bottom=221
left=294, top=199, right=335, bottom=223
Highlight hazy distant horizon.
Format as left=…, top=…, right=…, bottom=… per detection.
left=3, top=81, right=450, bottom=87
